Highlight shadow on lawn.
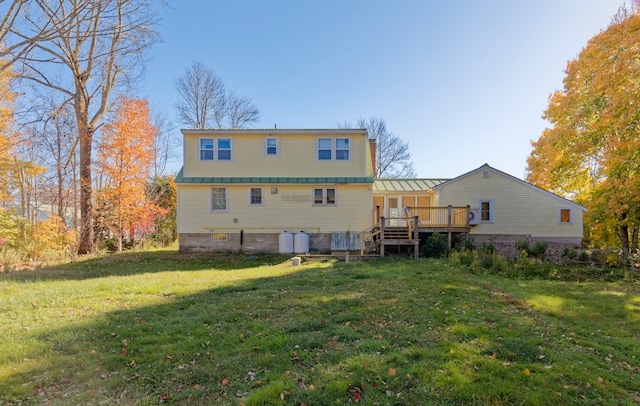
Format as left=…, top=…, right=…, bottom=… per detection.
left=1, top=251, right=293, bottom=282
left=4, top=264, right=380, bottom=404
left=4, top=260, right=640, bottom=404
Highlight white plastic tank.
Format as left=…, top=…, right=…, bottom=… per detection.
left=294, top=231, right=309, bottom=254
left=279, top=231, right=294, bottom=254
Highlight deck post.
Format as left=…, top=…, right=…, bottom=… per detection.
left=466, top=205, right=471, bottom=226
left=447, top=205, right=453, bottom=226
left=380, top=216, right=386, bottom=257
left=376, top=205, right=381, bottom=225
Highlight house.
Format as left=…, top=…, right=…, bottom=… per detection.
left=175, top=129, right=374, bottom=253
left=372, top=164, right=586, bottom=251
left=175, top=129, right=585, bottom=254
left=434, top=164, right=585, bottom=248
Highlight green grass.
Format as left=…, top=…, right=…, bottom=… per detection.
left=1, top=251, right=639, bottom=405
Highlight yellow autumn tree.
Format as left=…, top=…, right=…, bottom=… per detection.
left=96, top=96, right=159, bottom=252
left=526, top=7, right=640, bottom=252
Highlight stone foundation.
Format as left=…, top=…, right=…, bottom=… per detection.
left=179, top=232, right=332, bottom=253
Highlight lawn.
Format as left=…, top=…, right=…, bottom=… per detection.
left=1, top=250, right=639, bottom=405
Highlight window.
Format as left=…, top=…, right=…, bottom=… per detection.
left=199, top=137, right=232, bottom=161
left=217, top=138, right=231, bottom=160
left=265, top=137, right=278, bottom=156
left=317, top=137, right=350, bottom=161
left=559, top=207, right=572, bottom=224
left=313, top=188, right=337, bottom=206
left=479, top=199, right=493, bottom=222
left=200, top=138, right=214, bottom=160
left=250, top=188, right=263, bottom=205
left=336, top=138, right=350, bottom=160
left=318, top=138, right=332, bottom=160
left=211, top=188, right=227, bottom=211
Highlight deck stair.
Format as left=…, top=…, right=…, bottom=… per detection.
left=359, top=224, right=381, bottom=255
left=360, top=216, right=420, bottom=259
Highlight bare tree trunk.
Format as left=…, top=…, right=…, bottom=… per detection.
left=78, top=122, right=94, bottom=254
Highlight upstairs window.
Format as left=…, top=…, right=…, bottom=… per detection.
left=318, top=138, right=332, bottom=160
left=200, top=138, right=214, bottom=160
left=265, top=137, right=278, bottom=156
left=336, top=138, right=350, bottom=160
left=317, top=137, right=350, bottom=161
left=199, top=137, right=232, bottom=161
left=217, top=138, right=231, bottom=160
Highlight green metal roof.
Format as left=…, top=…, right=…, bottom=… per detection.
left=174, top=168, right=373, bottom=184
left=373, top=178, right=449, bottom=192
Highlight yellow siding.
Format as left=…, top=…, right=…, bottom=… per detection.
left=437, top=169, right=583, bottom=238
left=177, top=184, right=373, bottom=234
left=183, top=131, right=371, bottom=178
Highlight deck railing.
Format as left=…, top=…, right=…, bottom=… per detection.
left=403, top=205, right=470, bottom=228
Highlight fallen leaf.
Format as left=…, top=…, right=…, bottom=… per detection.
left=388, top=368, right=397, bottom=377
left=193, top=384, right=200, bottom=389
left=221, top=378, right=230, bottom=386
left=523, top=368, right=530, bottom=376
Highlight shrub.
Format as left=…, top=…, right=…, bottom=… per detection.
left=421, top=232, right=450, bottom=258
left=474, top=252, right=510, bottom=274
left=531, top=242, right=548, bottom=258
left=603, top=250, right=623, bottom=268
left=515, top=240, right=547, bottom=259
left=590, top=249, right=603, bottom=263
left=515, top=240, right=530, bottom=253
left=448, top=249, right=478, bottom=267
left=479, top=242, right=496, bottom=255
left=579, top=250, right=590, bottom=262
left=563, top=247, right=577, bottom=260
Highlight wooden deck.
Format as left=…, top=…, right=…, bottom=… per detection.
left=360, top=206, right=472, bottom=258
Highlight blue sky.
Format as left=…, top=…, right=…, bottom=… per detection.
left=144, top=0, right=631, bottom=179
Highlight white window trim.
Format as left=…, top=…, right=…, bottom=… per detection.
left=316, top=137, right=351, bottom=161
left=199, top=137, right=215, bottom=161
left=211, top=187, right=228, bottom=212
left=250, top=187, right=263, bottom=206
left=312, top=188, right=337, bottom=206
left=558, top=207, right=573, bottom=224
left=198, top=137, right=233, bottom=161
left=265, top=137, right=279, bottom=156
left=335, top=137, right=351, bottom=161
left=478, top=198, right=494, bottom=223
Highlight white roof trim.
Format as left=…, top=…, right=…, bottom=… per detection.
left=433, top=163, right=587, bottom=212
left=181, top=128, right=368, bottom=135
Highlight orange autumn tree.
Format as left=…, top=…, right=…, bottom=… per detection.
left=97, top=96, right=160, bottom=251
left=526, top=7, right=640, bottom=252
